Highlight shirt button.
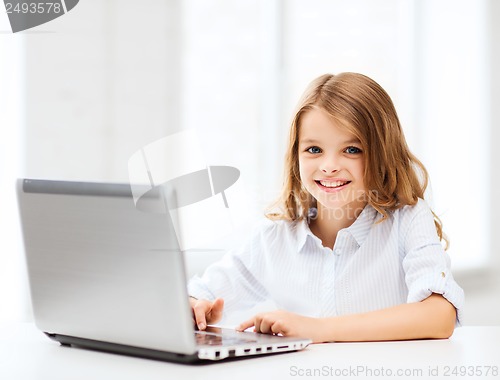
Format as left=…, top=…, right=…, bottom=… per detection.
left=334, top=248, right=341, bottom=256
left=441, top=271, right=446, bottom=278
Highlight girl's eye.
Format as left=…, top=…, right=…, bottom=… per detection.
left=345, top=146, right=362, bottom=154
left=307, top=146, right=322, bottom=154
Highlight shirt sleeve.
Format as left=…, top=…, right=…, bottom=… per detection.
left=401, top=200, right=465, bottom=325
left=187, top=220, right=272, bottom=315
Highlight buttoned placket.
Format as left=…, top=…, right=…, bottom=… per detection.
left=319, top=243, right=336, bottom=317
left=317, top=230, right=353, bottom=317
left=332, top=230, right=363, bottom=317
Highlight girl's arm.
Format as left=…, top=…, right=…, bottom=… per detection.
left=237, top=293, right=457, bottom=343
left=320, top=293, right=456, bottom=342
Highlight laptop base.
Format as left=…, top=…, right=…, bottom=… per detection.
left=45, top=332, right=301, bottom=365
left=45, top=332, right=201, bottom=364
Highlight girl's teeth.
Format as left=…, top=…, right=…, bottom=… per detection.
left=320, top=180, right=348, bottom=188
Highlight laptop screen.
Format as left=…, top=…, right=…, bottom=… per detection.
left=17, top=179, right=197, bottom=354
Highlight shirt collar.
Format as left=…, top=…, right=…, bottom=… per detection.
left=346, top=204, right=379, bottom=247
left=295, top=204, right=380, bottom=253
left=295, top=219, right=315, bottom=253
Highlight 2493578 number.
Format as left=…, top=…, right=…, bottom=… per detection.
left=5, top=2, right=62, bottom=14
left=443, top=366, right=498, bottom=377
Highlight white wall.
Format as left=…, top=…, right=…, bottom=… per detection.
left=468, top=0, right=500, bottom=325
left=490, top=0, right=500, bottom=278
left=450, top=0, right=500, bottom=326
left=0, top=14, right=27, bottom=321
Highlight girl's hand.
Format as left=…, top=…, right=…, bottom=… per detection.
left=189, top=297, right=224, bottom=331
left=236, top=310, right=326, bottom=343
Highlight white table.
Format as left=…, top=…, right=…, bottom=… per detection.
left=1, top=323, right=499, bottom=380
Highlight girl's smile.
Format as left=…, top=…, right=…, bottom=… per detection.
left=315, top=178, right=351, bottom=192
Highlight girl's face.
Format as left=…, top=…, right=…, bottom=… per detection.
left=298, top=108, right=367, bottom=217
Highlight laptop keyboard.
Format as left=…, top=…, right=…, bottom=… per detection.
left=194, top=331, right=258, bottom=346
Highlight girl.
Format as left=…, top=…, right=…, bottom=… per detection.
left=188, top=72, right=464, bottom=343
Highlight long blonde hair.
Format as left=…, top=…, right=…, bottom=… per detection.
left=267, top=72, right=448, bottom=248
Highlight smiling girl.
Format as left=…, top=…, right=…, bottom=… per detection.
left=188, top=72, right=464, bottom=343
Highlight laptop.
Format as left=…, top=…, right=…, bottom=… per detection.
left=16, top=178, right=311, bottom=363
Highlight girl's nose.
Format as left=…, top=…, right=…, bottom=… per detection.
left=321, top=167, right=338, bottom=174
left=320, top=156, right=339, bottom=174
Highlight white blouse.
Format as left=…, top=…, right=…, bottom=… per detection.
left=188, top=199, right=464, bottom=324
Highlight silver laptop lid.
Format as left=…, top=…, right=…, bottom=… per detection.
left=17, top=179, right=197, bottom=355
